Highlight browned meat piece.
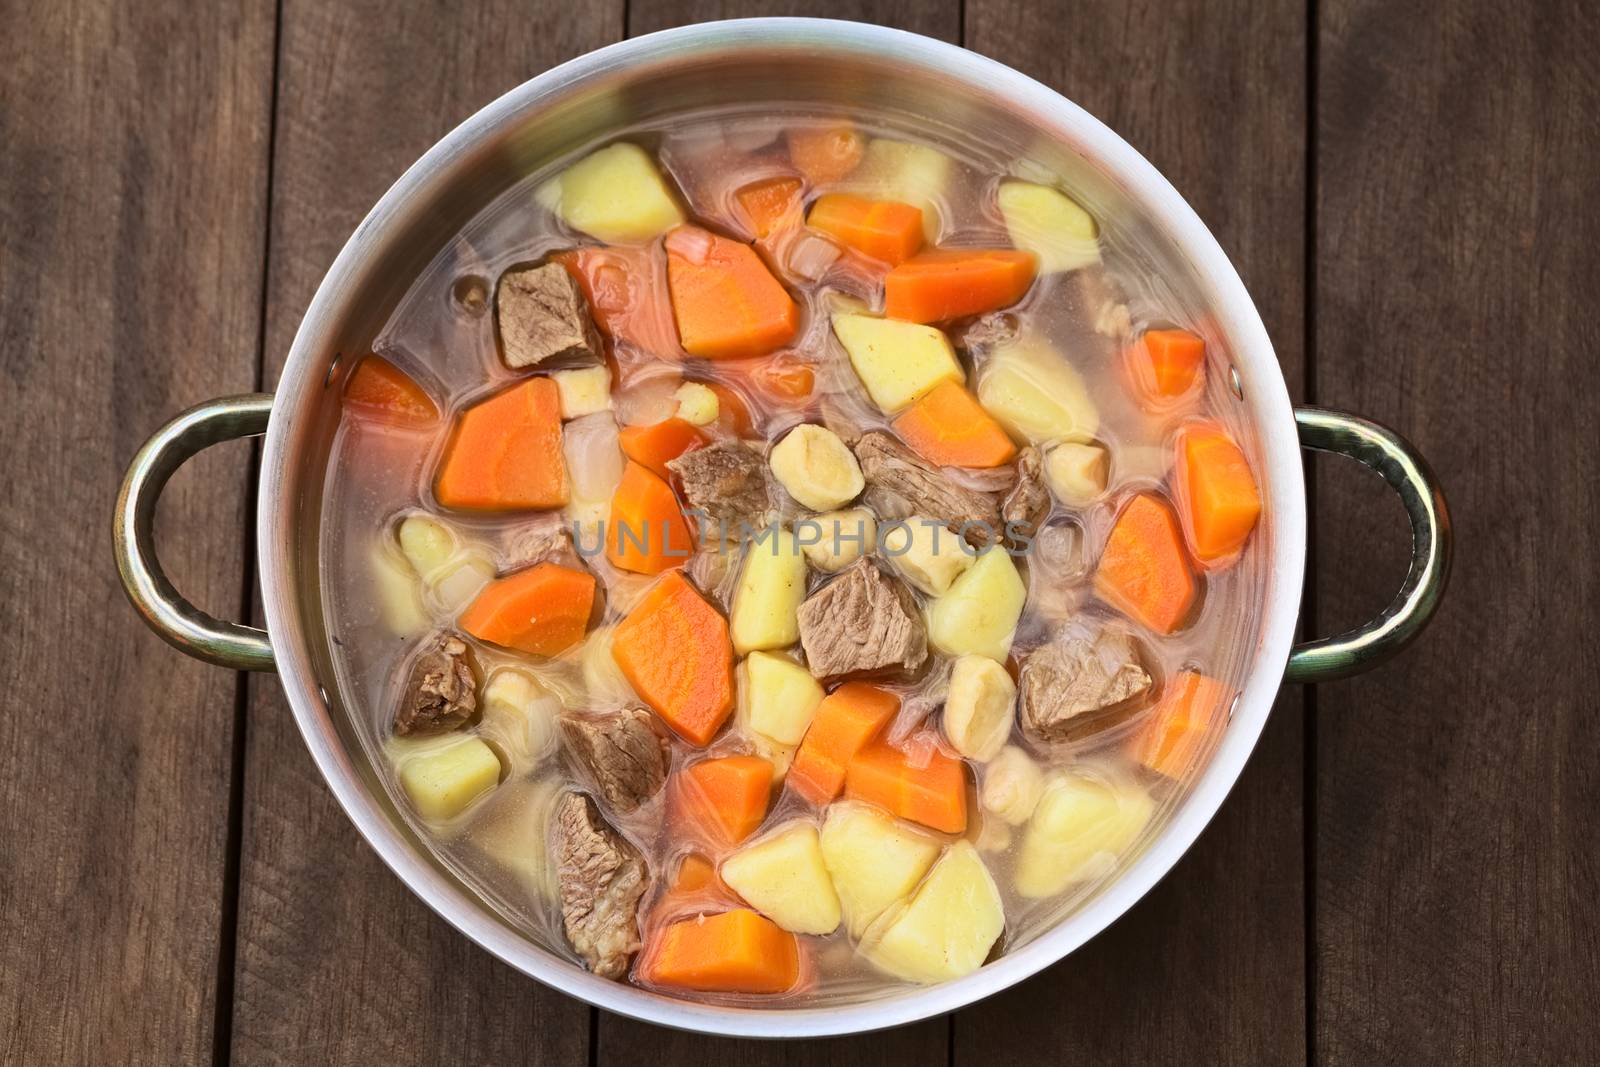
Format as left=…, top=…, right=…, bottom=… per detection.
left=1001, top=446, right=1050, bottom=548
left=797, top=559, right=927, bottom=679
left=668, top=440, right=772, bottom=539
left=560, top=707, right=669, bottom=814
left=854, top=432, right=1001, bottom=547
left=394, top=633, right=478, bottom=736
left=551, top=792, right=648, bottom=979
left=495, top=262, right=602, bottom=368
left=1019, top=629, right=1153, bottom=743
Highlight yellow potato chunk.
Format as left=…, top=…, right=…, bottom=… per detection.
left=553, top=365, right=612, bottom=419
left=398, top=737, right=503, bottom=821
left=397, top=515, right=495, bottom=615
left=721, top=821, right=842, bottom=935
left=977, top=335, right=1099, bottom=445
left=926, top=547, right=1027, bottom=662
left=479, top=668, right=561, bottom=773
left=881, top=517, right=973, bottom=596
left=673, top=381, right=719, bottom=426
left=820, top=802, right=942, bottom=938
left=768, top=424, right=864, bottom=511
left=398, top=514, right=457, bottom=581
left=855, top=138, right=955, bottom=241
left=863, top=841, right=1004, bottom=984
left=470, top=779, right=561, bottom=902
left=997, top=180, right=1101, bottom=273
left=980, top=745, right=1045, bottom=825
left=796, top=507, right=877, bottom=572
left=535, top=142, right=684, bottom=243
left=741, top=650, right=825, bottom=746
left=1045, top=441, right=1110, bottom=504
left=942, top=654, right=1016, bottom=761
left=371, top=543, right=427, bottom=637
left=733, top=704, right=797, bottom=779
left=1014, top=767, right=1154, bottom=898
left=730, top=528, right=808, bottom=655
left=831, top=313, right=963, bottom=414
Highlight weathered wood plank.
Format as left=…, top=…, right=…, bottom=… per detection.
left=955, top=0, right=1310, bottom=1062
left=1313, top=1, right=1600, bottom=1061
left=0, top=0, right=275, bottom=1062
left=229, top=3, right=622, bottom=1064
left=628, top=0, right=959, bottom=39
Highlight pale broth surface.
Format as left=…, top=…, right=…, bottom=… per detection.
left=320, top=105, right=1266, bottom=1006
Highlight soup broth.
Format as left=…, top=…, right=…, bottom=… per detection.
left=321, top=102, right=1267, bottom=1006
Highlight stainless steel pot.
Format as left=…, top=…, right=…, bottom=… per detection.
left=111, top=19, right=1450, bottom=1037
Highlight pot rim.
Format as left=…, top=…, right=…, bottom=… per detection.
left=258, top=17, right=1305, bottom=1038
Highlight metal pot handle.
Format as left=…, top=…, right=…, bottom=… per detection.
left=113, top=394, right=277, bottom=672
left=1286, top=406, right=1452, bottom=683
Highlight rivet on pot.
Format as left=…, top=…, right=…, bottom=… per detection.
left=324, top=351, right=344, bottom=388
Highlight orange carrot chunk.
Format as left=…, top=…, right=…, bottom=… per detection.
left=1128, top=671, right=1229, bottom=778
left=619, top=418, right=707, bottom=479
left=787, top=683, right=900, bottom=806
left=1129, top=328, right=1206, bottom=402
left=806, top=194, right=925, bottom=265
left=891, top=380, right=1018, bottom=469
left=682, top=755, right=774, bottom=844
left=552, top=246, right=681, bottom=359
left=665, top=226, right=799, bottom=360
left=606, top=461, right=694, bottom=575
left=643, top=909, right=800, bottom=994
left=612, top=571, right=734, bottom=745
left=844, top=740, right=968, bottom=834
left=736, top=177, right=803, bottom=239
left=344, top=355, right=439, bottom=426
left=435, top=378, right=567, bottom=511
left=883, top=249, right=1038, bottom=323
left=786, top=123, right=865, bottom=185
left=1178, top=424, right=1262, bottom=564
left=458, top=562, right=595, bottom=657
left=1094, top=493, right=1198, bottom=634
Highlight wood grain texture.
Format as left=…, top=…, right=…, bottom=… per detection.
left=228, top=2, right=621, bottom=1064
left=955, top=0, right=1310, bottom=1062
left=1314, top=1, right=1600, bottom=1061
left=0, top=0, right=274, bottom=1062
left=628, top=0, right=959, bottom=39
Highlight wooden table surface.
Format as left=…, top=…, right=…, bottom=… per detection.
left=4, top=0, right=1596, bottom=1062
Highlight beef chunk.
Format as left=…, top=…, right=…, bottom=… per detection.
left=560, top=707, right=669, bottom=814
left=854, top=432, right=1001, bottom=547
left=496, top=262, right=602, bottom=368
left=551, top=792, right=648, bottom=979
left=1001, top=446, right=1050, bottom=548
left=797, top=559, right=927, bottom=679
left=668, top=440, right=772, bottom=539
left=1019, top=629, right=1153, bottom=743
left=395, top=633, right=478, bottom=736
